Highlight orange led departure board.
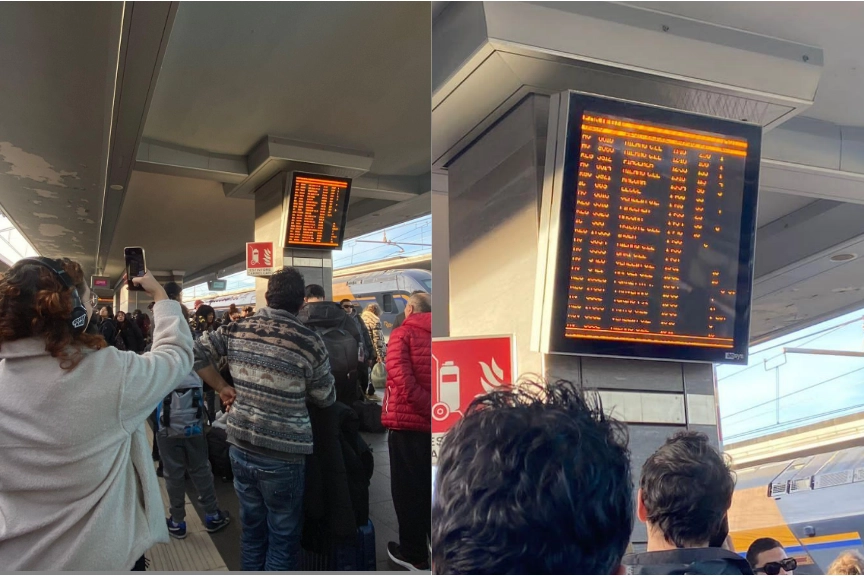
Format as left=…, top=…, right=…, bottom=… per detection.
left=547, top=94, right=761, bottom=364
left=285, top=173, right=352, bottom=250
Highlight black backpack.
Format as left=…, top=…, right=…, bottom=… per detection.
left=312, top=324, right=361, bottom=405
left=207, top=427, right=233, bottom=481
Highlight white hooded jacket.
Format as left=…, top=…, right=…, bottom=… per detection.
left=0, top=300, right=193, bottom=570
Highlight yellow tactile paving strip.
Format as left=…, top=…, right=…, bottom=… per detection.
left=145, top=427, right=229, bottom=572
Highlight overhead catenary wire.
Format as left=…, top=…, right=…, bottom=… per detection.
left=724, top=401, right=864, bottom=442
left=722, top=364, right=864, bottom=421
left=718, top=316, right=863, bottom=381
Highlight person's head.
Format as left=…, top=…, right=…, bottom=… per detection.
left=116, top=310, right=127, bottom=324
left=100, top=305, right=113, bottom=319
left=227, top=303, right=241, bottom=321
left=163, top=281, right=182, bottom=302
left=747, top=539, right=795, bottom=575
left=265, top=267, right=305, bottom=315
left=432, top=380, right=633, bottom=575
left=405, top=292, right=431, bottom=318
left=304, top=284, right=326, bottom=303
left=196, top=305, right=216, bottom=326
left=365, top=302, right=380, bottom=317
left=242, top=305, right=254, bottom=318
left=132, top=308, right=142, bottom=317
left=194, top=299, right=203, bottom=310
left=339, top=298, right=356, bottom=315
left=0, top=257, right=105, bottom=369
left=827, top=551, right=864, bottom=575
left=637, top=431, right=735, bottom=550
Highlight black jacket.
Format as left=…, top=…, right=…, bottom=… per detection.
left=118, top=319, right=145, bottom=353
left=303, top=402, right=374, bottom=550
left=99, top=318, right=119, bottom=347
left=298, top=302, right=362, bottom=344
left=624, top=548, right=754, bottom=575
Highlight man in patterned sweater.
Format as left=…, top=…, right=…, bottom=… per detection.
left=193, top=267, right=335, bottom=571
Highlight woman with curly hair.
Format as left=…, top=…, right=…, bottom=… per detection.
left=829, top=551, right=864, bottom=575
left=0, top=258, right=195, bottom=571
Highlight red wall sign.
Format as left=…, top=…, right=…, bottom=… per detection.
left=431, top=335, right=515, bottom=435
left=246, top=242, right=274, bottom=277
left=91, top=276, right=110, bottom=289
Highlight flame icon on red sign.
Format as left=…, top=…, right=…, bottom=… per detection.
left=480, top=358, right=506, bottom=393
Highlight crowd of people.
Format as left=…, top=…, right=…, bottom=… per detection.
left=4, top=254, right=861, bottom=575
left=430, top=379, right=861, bottom=575
left=0, top=256, right=431, bottom=572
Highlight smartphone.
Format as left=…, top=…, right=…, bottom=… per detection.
left=124, top=246, right=147, bottom=291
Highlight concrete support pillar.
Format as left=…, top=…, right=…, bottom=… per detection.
left=431, top=170, right=449, bottom=338
left=445, top=94, right=721, bottom=550
left=253, top=171, right=334, bottom=305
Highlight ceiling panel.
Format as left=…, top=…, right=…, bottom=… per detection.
left=105, top=170, right=254, bottom=279
left=143, top=2, right=431, bottom=177
left=0, top=3, right=122, bottom=273
left=635, top=2, right=864, bottom=127
left=752, top=244, right=864, bottom=341
left=757, top=190, right=815, bottom=228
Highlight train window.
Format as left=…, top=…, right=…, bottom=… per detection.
left=383, top=293, right=395, bottom=313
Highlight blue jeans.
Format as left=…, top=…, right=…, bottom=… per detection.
left=229, top=445, right=306, bottom=571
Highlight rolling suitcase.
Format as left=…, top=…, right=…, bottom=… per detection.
left=300, top=519, right=376, bottom=571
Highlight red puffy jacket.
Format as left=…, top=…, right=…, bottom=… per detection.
left=382, top=312, right=431, bottom=433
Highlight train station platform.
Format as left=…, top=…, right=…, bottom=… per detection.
left=145, top=427, right=405, bottom=572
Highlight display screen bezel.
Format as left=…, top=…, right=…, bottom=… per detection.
left=546, top=92, right=762, bottom=364
left=284, top=172, right=352, bottom=251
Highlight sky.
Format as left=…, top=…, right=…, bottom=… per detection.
left=716, top=309, right=864, bottom=442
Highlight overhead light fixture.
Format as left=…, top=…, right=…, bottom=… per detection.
left=110, top=184, right=124, bottom=191
left=830, top=253, right=857, bottom=262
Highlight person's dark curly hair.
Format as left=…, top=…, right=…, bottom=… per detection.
left=639, top=431, right=736, bottom=549
left=265, top=267, right=305, bottom=314
left=0, top=258, right=106, bottom=369
left=432, top=379, right=633, bottom=575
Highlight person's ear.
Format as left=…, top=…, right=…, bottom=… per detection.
left=636, top=488, right=648, bottom=523
left=614, top=564, right=627, bottom=575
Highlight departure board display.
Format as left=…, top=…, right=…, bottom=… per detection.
left=547, top=93, right=761, bottom=364
left=285, top=173, right=352, bottom=250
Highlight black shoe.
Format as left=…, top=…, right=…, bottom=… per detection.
left=156, top=464, right=163, bottom=478
left=205, top=510, right=231, bottom=533
left=387, top=542, right=430, bottom=571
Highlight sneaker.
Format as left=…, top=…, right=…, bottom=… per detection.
left=387, top=542, right=430, bottom=571
left=205, top=510, right=231, bottom=533
left=166, top=518, right=187, bottom=539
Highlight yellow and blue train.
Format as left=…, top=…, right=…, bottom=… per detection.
left=729, top=446, right=864, bottom=573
